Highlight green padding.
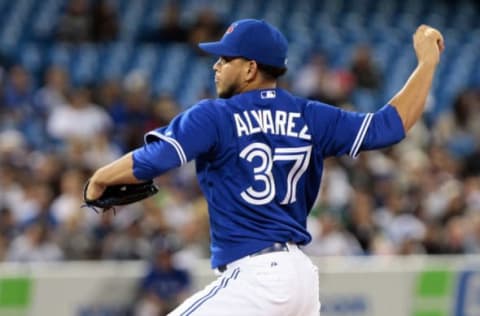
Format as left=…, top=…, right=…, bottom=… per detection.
left=0, top=278, right=31, bottom=308
left=416, top=270, right=452, bottom=297
left=413, top=311, right=447, bottom=316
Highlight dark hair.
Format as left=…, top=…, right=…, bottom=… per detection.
left=226, top=57, right=287, bottom=79
left=257, top=63, right=287, bottom=79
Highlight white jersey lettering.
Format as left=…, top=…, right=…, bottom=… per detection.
left=299, top=125, right=312, bottom=140
left=234, top=110, right=311, bottom=140
left=250, top=110, right=264, bottom=133
left=263, top=110, right=275, bottom=134
left=286, top=112, right=300, bottom=138
left=275, top=111, right=287, bottom=136
left=243, top=110, right=261, bottom=134
left=234, top=113, right=249, bottom=137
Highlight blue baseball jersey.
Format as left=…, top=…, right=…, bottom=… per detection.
left=132, top=88, right=405, bottom=268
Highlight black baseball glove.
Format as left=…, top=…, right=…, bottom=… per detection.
left=83, top=180, right=159, bottom=214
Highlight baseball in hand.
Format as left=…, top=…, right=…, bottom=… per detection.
left=424, top=27, right=445, bottom=53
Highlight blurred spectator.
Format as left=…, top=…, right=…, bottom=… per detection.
left=146, top=94, right=180, bottom=130
left=292, top=53, right=329, bottom=99
left=465, top=213, right=480, bottom=253
left=292, top=52, right=354, bottom=105
left=0, top=235, right=8, bottom=261
left=140, top=2, right=189, bottom=43
left=345, top=190, right=377, bottom=253
left=1, top=66, right=39, bottom=145
left=34, top=66, right=70, bottom=115
left=422, top=148, right=460, bottom=221
left=0, top=130, right=28, bottom=167
left=463, top=176, right=480, bottom=211
left=304, top=213, right=363, bottom=256
left=57, top=212, right=94, bottom=260
left=369, top=234, right=396, bottom=255
left=376, top=190, right=426, bottom=252
left=19, top=182, right=57, bottom=230
left=0, top=207, right=17, bottom=242
left=91, top=0, right=119, bottom=42
left=57, top=0, right=92, bottom=43
left=440, top=183, right=467, bottom=225
left=6, top=222, right=63, bottom=262
left=166, top=196, right=211, bottom=270
left=134, top=237, right=191, bottom=316
left=398, top=238, right=426, bottom=255
left=83, top=131, right=122, bottom=170
left=47, top=87, right=112, bottom=143
left=95, top=80, right=124, bottom=111
left=108, top=72, right=151, bottom=150
left=434, top=89, right=480, bottom=159
left=0, top=52, right=11, bottom=82
left=349, top=44, right=383, bottom=112
left=0, top=164, right=24, bottom=212
left=316, top=159, right=352, bottom=213
left=90, top=212, right=116, bottom=259
left=189, top=9, right=225, bottom=53
left=94, top=81, right=126, bottom=149
left=350, top=44, right=382, bottom=91
left=102, top=215, right=151, bottom=260
left=422, top=222, right=446, bottom=254
left=443, top=216, right=468, bottom=254
left=31, top=152, right=64, bottom=189
left=3, top=65, right=33, bottom=111
left=50, top=168, right=86, bottom=225
left=150, top=180, right=198, bottom=237
left=321, top=69, right=355, bottom=105
left=462, top=149, right=480, bottom=177
left=8, top=180, right=49, bottom=225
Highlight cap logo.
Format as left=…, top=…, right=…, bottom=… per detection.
left=225, top=23, right=237, bottom=35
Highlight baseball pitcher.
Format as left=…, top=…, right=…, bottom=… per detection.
left=85, top=19, right=444, bottom=316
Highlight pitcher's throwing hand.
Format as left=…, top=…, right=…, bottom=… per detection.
left=413, top=24, right=445, bottom=65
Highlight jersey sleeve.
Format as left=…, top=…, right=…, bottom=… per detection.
left=359, top=104, right=406, bottom=152
left=306, top=101, right=405, bottom=158
left=132, top=99, right=218, bottom=180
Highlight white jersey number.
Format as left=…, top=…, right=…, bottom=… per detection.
left=239, top=142, right=312, bottom=205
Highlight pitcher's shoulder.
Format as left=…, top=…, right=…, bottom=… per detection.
left=190, top=98, right=234, bottom=125
left=191, top=98, right=226, bottom=112
left=196, top=97, right=230, bottom=109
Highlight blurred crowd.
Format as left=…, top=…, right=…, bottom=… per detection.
left=49, top=0, right=226, bottom=50
left=1, top=0, right=480, bottom=313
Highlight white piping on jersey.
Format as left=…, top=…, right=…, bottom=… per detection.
left=145, top=131, right=187, bottom=165
left=349, top=113, right=373, bottom=158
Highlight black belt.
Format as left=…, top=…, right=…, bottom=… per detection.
left=217, top=242, right=290, bottom=273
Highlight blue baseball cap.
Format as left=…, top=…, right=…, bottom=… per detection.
left=198, top=19, right=288, bottom=68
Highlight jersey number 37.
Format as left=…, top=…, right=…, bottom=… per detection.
left=239, top=142, right=312, bottom=205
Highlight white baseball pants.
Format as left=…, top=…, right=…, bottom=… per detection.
left=168, top=243, right=320, bottom=316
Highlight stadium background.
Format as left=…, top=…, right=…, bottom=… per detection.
left=0, top=0, right=479, bottom=315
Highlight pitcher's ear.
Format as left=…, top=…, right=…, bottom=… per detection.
left=245, top=60, right=258, bottom=81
